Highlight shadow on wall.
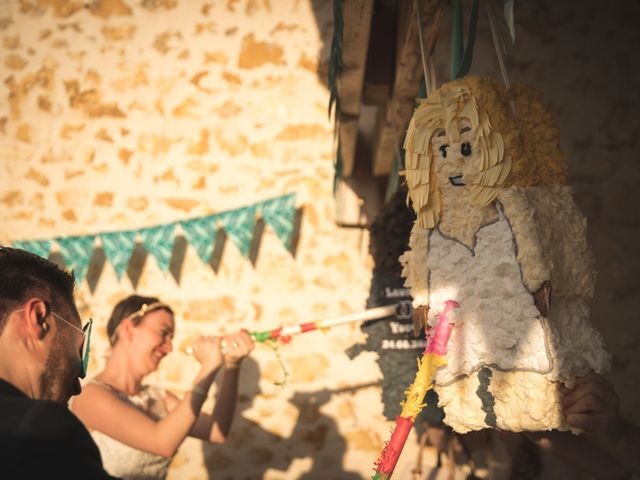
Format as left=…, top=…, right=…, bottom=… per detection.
left=202, top=357, right=360, bottom=479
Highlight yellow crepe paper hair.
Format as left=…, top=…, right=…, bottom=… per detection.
left=402, top=76, right=566, bottom=228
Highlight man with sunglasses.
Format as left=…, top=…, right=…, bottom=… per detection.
left=0, top=246, right=118, bottom=478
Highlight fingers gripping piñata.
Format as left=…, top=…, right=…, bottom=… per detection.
left=399, top=76, right=610, bottom=433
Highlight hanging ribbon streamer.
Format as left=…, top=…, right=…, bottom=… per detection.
left=333, top=142, right=344, bottom=196
left=504, top=0, right=516, bottom=44
left=372, top=300, right=459, bottom=479
left=328, top=0, right=344, bottom=197
left=487, top=2, right=510, bottom=91
left=414, top=0, right=431, bottom=97
left=450, top=0, right=480, bottom=80
left=328, top=0, right=343, bottom=118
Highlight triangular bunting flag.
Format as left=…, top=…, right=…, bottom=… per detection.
left=260, top=194, right=296, bottom=251
left=139, top=224, right=175, bottom=274
left=56, top=235, right=96, bottom=285
left=11, top=239, right=52, bottom=259
left=180, top=215, right=218, bottom=264
left=9, top=194, right=298, bottom=288
left=100, top=231, right=137, bottom=280
left=218, top=206, right=257, bottom=257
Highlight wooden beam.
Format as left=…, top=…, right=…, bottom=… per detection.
left=372, top=0, right=445, bottom=176
left=339, top=113, right=359, bottom=177
left=337, top=0, right=374, bottom=177
left=338, top=0, right=374, bottom=116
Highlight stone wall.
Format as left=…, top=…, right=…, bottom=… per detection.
left=0, top=1, right=419, bottom=478
left=2, top=0, right=638, bottom=478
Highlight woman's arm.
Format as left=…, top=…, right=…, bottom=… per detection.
left=166, top=329, right=254, bottom=443
left=72, top=336, right=223, bottom=457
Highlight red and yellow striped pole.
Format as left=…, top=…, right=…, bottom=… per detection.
left=372, top=300, right=459, bottom=479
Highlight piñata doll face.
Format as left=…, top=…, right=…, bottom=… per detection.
left=403, top=78, right=513, bottom=229
left=431, top=117, right=483, bottom=193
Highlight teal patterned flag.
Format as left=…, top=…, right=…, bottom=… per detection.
left=9, top=194, right=297, bottom=287
left=56, top=235, right=96, bottom=285
left=218, top=206, right=257, bottom=257
left=12, top=239, right=52, bottom=259
left=180, top=215, right=219, bottom=263
left=139, top=224, right=175, bottom=273
left=260, top=194, right=296, bottom=251
left=100, top=231, right=137, bottom=280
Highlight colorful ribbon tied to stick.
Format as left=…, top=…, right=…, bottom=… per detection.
left=372, top=299, right=459, bottom=479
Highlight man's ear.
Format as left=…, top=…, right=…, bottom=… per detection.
left=22, top=297, right=50, bottom=341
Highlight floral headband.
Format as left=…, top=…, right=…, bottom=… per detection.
left=110, top=302, right=172, bottom=344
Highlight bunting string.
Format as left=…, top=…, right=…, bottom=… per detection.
left=9, top=194, right=298, bottom=288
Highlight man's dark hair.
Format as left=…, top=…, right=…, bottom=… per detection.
left=0, top=246, right=76, bottom=334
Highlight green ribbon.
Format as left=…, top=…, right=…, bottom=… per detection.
left=333, top=142, right=343, bottom=197
left=450, top=0, right=480, bottom=80
left=250, top=330, right=273, bottom=343
left=328, top=0, right=343, bottom=118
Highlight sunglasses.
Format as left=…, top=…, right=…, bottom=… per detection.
left=49, top=311, right=93, bottom=379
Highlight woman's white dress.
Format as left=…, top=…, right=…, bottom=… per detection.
left=89, top=380, right=172, bottom=480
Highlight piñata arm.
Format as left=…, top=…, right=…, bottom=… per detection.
left=400, top=224, right=430, bottom=335
left=498, top=187, right=550, bottom=294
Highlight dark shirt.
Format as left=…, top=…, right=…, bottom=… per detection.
left=0, top=378, right=119, bottom=479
